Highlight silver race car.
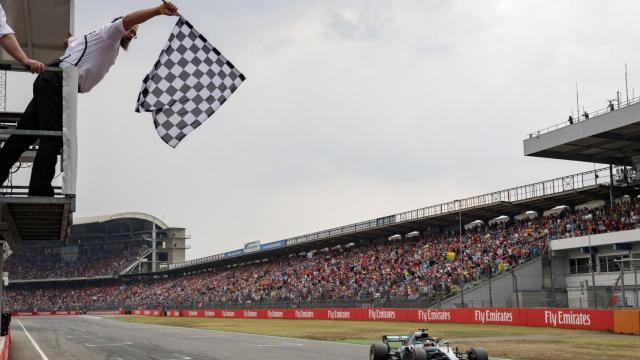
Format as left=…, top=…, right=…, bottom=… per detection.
left=369, top=329, right=489, bottom=360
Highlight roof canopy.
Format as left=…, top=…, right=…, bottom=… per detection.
left=0, top=0, right=73, bottom=63
left=74, top=212, right=169, bottom=230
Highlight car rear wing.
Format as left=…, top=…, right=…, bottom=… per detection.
left=382, top=335, right=409, bottom=344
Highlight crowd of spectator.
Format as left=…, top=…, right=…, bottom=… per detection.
left=6, top=196, right=640, bottom=311
left=6, top=241, right=149, bottom=280
left=546, top=196, right=640, bottom=239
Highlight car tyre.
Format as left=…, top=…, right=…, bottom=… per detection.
left=411, top=347, right=427, bottom=360
left=370, top=343, right=388, bottom=360
left=468, top=347, right=489, bottom=360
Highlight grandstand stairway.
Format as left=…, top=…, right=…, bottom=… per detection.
left=121, top=248, right=154, bottom=275
left=432, top=254, right=561, bottom=309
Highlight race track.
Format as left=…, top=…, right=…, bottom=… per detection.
left=9, top=316, right=366, bottom=360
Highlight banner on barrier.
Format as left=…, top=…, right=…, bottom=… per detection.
left=12, top=307, right=615, bottom=331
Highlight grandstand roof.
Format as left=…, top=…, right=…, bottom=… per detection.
left=167, top=166, right=624, bottom=273
left=74, top=212, right=168, bottom=229
left=524, top=100, right=640, bottom=166
left=0, top=0, right=73, bottom=63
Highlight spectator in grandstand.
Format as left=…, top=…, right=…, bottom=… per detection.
left=0, top=2, right=178, bottom=196
left=6, top=241, right=149, bottom=280
left=7, top=196, right=640, bottom=312
left=0, top=4, right=44, bottom=73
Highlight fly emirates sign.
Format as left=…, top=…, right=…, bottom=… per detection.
left=544, top=310, right=591, bottom=327
left=474, top=310, right=514, bottom=324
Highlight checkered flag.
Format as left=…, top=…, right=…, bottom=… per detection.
left=136, top=17, right=245, bottom=147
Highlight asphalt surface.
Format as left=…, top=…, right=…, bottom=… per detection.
left=9, top=316, right=367, bottom=360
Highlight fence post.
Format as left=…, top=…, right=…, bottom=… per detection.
left=634, top=262, right=639, bottom=308
left=621, top=261, right=627, bottom=307
left=488, top=265, right=493, bottom=308
left=460, top=276, right=465, bottom=308
left=511, top=272, right=519, bottom=308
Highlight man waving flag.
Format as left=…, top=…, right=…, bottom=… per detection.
left=136, top=13, right=246, bottom=147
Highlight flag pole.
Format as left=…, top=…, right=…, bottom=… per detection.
left=161, top=0, right=182, bottom=17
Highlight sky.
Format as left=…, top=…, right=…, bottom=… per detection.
left=6, top=0, right=640, bottom=259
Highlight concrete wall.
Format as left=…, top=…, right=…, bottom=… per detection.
left=549, top=229, right=640, bottom=251
left=164, top=228, right=187, bottom=265
left=552, top=232, right=640, bottom=308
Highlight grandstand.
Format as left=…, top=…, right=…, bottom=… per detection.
left=5, top=164, right=640, bottom=313
left=5, top=212, right=188, bottom=283
left=1, top=2, right=639, bottom=359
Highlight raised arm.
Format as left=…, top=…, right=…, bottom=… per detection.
left=122, top=2, right=179, bottom=30
left=0, top=34, right=44, bottom=73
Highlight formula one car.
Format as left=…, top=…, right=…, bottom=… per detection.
left=369, top=329, right=488, bottom=360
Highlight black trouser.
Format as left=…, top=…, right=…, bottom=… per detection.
left=0, top=70, right=63, bottom=197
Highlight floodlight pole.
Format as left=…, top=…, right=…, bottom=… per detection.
left=625, top=63, right=629, bottom=105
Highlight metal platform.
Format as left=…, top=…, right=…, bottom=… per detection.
left=0, top=196, right=73, bottom=248
left=524, top=99, right=640, bottom=166
left=0, top=62, right=78, bottom=249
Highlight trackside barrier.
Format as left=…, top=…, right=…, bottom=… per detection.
left=0, top=332, right=9, bottom=360
left=0, top=331, right=11, bottom=360
left=613, top=310, right=640, bottom=335
left=86, top=310, right=123, bottom=316
left=139, top=308, right=615, bottom=331
left=131, top=310, right=162, bottom=316
left=10, top=310, right=124, bottom=316
left=10, top=311, right=81, bottom=316
left=13, top=308, right=631, bottom=333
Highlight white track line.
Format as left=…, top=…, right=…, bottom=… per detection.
left=84, top=341, right=133, bottom=347
left=16, top=319, right=50, bottom=360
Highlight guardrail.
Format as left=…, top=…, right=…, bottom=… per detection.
left=0, top=61, right=78, bottom=197
left=527, top=96, right=640, bottom=139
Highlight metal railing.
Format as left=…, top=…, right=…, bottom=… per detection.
left=527, top=96, right=640, bottom=139
left=0, top=185, right=64, bottom=198
left=0, top=61, right=78, bottom=198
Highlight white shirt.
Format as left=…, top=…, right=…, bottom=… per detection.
left=59, top=19, right=127, bottom=93
left=0, top=5, right=14, bottom=37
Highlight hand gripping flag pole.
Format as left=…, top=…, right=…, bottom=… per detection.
left=136, top=13, right=246, bottom=147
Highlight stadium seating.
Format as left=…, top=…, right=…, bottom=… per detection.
left=6, top=241, right=149, bottom=280
left=6, top=196, right=640, bottom=312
